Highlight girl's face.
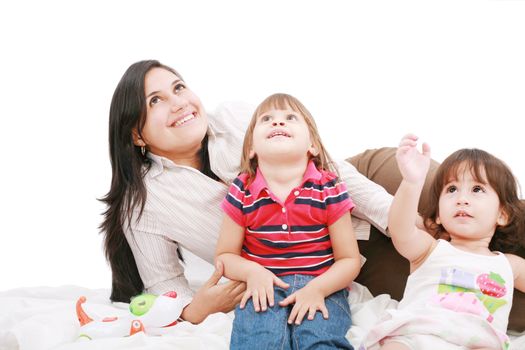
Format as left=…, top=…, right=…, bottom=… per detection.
left=137, top=68, right=208, bottom=161
left=437, top=164, right=507, bottom=241
left=250, top=108, right=316, bottom=162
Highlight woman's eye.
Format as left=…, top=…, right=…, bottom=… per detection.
left=174, top=83, right=186, bottom=93
left=149, top=96, right=160, bottom=106
left=286, top=114, right=298, bottom=121
left=261, top=115, right=272, bottom=122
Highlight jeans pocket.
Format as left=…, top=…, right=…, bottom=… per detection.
left=326, top=289, right=351, bottom=319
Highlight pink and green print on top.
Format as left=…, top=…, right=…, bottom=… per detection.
left=434, top=268, right=507, bottom=322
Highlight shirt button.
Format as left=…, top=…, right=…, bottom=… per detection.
left=282, top=224, right=288, bottom=230
left=294, top=190, right=300, bottom=196
left=282, top=207, right=286, bottom=213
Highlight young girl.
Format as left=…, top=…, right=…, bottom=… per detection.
left=215, top=93, right=361, bottom=349
left=362, top=134, right=525, bottom=350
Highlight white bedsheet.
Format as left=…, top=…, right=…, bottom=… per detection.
left=1, top=282, right=524, bottom=350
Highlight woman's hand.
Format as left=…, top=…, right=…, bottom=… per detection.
left=279, top=283, right=327, bottom=325
left=240, top=266, right=289, bottom=312
left=181, top=261, right=245, bottom=324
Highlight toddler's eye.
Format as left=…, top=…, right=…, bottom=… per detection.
left=446, top=185, right=457, bottom=193
left=260, top=115, right=272, bottom=122
left=473, top=185, right=485, bottom=193
left=286, top=114, right=298, bottom=121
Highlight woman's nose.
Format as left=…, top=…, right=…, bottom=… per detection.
left=272, top=121, right=285, bottom=126
left=169, top=95, right=188, bottom=111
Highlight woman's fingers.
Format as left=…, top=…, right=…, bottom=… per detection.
left=205, top=260, right=224, bottom=287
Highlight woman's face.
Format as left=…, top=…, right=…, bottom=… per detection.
left=138, top=67, right=208, bottom=162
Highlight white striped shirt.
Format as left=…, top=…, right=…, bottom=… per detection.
left=124, top=102, right=392, bottom=301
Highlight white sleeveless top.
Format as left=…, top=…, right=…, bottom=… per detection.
left=399, top=239, right=514, bottom=334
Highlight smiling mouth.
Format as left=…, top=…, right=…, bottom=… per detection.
left=454, top=211, right=472, bottom=218
left=171, top=113, right=196, bottom=127
left=267, top=131, right=291, bottom=139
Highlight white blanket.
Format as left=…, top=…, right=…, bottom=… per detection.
left=1, top=283, right=524, bottom=350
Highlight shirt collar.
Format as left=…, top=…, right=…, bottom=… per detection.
left=247, top=160, right=322, bottom=198
left=146, top=152, right=174, bottom=178
left=146, top=123, right=216, bottom=179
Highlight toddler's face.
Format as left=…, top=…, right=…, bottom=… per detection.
left=250, top=108, right=315, bottom=162
left=437, top=164, right=506, bottom=241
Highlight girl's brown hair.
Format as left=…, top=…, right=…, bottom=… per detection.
left=239, top=93, right=337, bottom=182
left=421, top=148, right=525, bottom=253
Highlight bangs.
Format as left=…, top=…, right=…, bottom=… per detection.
left=253, top=93, right=307, bottom=118
left=439, top=149, right=506, bottom=189
left=443, top=159, right=488, bottom=185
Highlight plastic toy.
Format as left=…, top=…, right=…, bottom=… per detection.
left=76, top=291, right=185, bottom=339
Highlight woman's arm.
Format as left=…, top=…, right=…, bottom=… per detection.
left=337, top=159, right=392, bottom=234
left=180, top=261, right=245, bottom=323
left=126, top=226, right=245, bottom=324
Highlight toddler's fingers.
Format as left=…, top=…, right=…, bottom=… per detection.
left=288, top=304, right=300, bottom=324
left=401, top=133, right=418, bottom=143
left=279, top=293, right=295, bottom=307
left=273, top=276, right=290, bottom=289
left=294, top=305, right=308, bottom=325
left=266, top=286, right=275, bottom=307
left=252, top=290, right=261, bottom=312
left=307, top=307, right=317, bottom=321
left=240, top=291, right=251, bottom=309
left=320, top=304, right=329, bottom=319
left=422, top=142, right=431, bottom=156
left=259, top=289, right=268, bottom=311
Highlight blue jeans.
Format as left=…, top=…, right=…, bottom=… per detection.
left=230, top=274, right=353, bottom=350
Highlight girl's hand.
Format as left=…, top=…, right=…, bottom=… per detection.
left=241, top=267, right=289, bottom=312
left=182, top=261, right=246, bottom=323
left=396, top=133, right=431, bottom=184
left=279, top=284, right=328, bottom=325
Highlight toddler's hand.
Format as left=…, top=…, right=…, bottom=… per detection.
left=241, top=267, right=289, bottom=312
left=279, top=284, right=327, bottom=325
left=396, top=133, right=431, bottom=184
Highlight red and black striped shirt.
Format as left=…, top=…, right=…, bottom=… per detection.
left=221, top=161, right=355, bottom=276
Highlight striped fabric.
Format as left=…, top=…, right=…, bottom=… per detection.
left=123, top=102, right=392, bottom=303
left=221, top=161, right=355, bottom=276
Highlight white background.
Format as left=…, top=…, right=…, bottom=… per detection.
left=1, top=0, right=524, bottom=291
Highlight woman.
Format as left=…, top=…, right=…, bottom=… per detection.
left=100, top=60, right=393, bottom=324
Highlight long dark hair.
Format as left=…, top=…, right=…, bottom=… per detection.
left=421, top=148, right=525, bottom=253
left=100, top=60, right=218, bottom=302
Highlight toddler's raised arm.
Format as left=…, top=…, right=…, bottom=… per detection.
left=388, top=134, right=435, bottom=266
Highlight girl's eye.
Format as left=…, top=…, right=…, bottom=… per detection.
left=261, top=115, right=272, bottom=122
left=446, top=185, right=457, bottom=193
left=286, top=114, right=298, bottom=121
left=174, top=83, right=186, bottom=93
left=473, top=185, right=485, bottom=193
left=149, top=96, right=160, bottom=106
